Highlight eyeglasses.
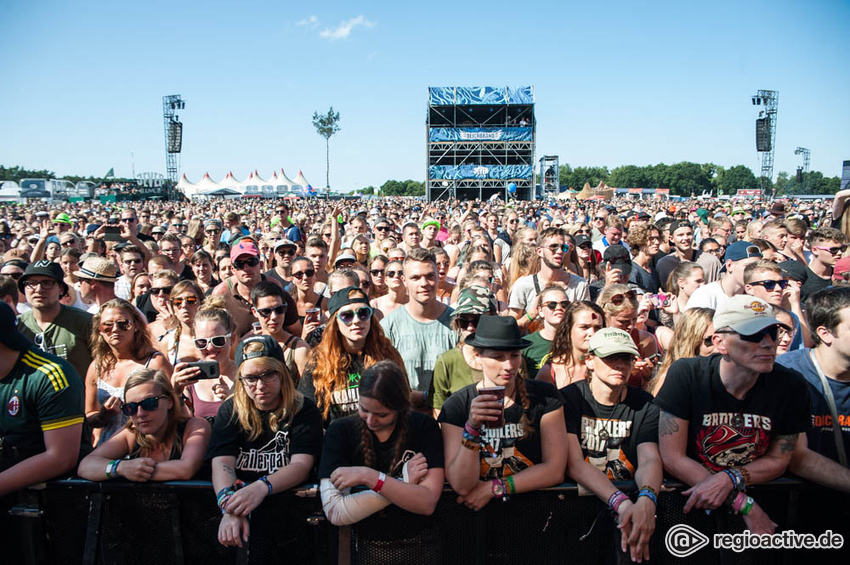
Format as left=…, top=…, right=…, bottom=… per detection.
left=23, top=279, right=57, bottom=290
left=171, top=296, right=199, bottom=308
left=577, top=229, right=591, bottom=235
left=194, top=333, right=231, bottom=349
left=232, top=257, right=260, bottom=270
left=814, top=245, right=847, bottom=255
left=703, top=335, right=714, bottom=347
left=182, top=243, right=195, bottom=249
left=151, top=286, right=173, bottom=296
left=123, top=258, right=143, bottom=265
left=543, top=300, right=570, bottom=310
left=385, top=270, right=402, bottom=278
left=704, top=247, right=723, bottom=255
left=748, top=279, right=788, bottom=291
left=100, top=319, right=133, bottom=332
left=122, top=395, right=168, bottom=416
left=240, top=370, right=279, bottom=387
left=276, top=248, right=296, bottom=256
left=716, top=325, right=779, bottom=343
left=256, top=305, right=286, bottom=318
left=609, top=290, right=637, bottom=305
left=337, top=306, right=373, bottom=325
left=546, top=243, right=570, bottom=253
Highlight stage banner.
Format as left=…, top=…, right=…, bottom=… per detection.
left=429, top=127, right=533, bottom=142
left=428, top=86, right=534, bottom=106
left=841, top=160, right=850, bottom=190
left=429, top=165, right=533, bottom=180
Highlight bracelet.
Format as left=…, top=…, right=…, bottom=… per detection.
left=464, top=421, right=482, bottom=437
left=373, top=472, right=387, bottom=493
left=740, top=496, right=754, bottom=516
left=461, top=437, right=480, bottom=451
left=723, top=469, right=739, bottom=490
left=106, top=459, right=120, bottom=479
left=258, top=475, right=273, bottom=496
left=505, top=475, right=516, bottom=496
left=732, top=492, right=747, bottom=513
left=637, top=489, right=657, bottom=506
left=608, top=490, right=630, bottom=514
left=525, top=312, right=534, bottom=323
left=737, top=467, right=752, bottom=488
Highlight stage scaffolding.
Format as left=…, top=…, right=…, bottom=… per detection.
left=426, top=86, right=536, bottom=202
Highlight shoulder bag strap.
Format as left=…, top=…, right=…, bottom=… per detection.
left=809, top=350, right=848, bottom=467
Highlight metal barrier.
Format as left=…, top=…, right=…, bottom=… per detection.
left=2, top=478, right=847, bottom=565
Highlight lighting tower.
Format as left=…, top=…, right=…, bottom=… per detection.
left=163, top=95, right=185, bottom=185
left=751, top=90, right=778, bottom=197
left=795, top=147, right=811, bottom=193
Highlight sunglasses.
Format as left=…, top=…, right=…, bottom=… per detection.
left=337, top=306, right=373, bottom=325
left=716, top=325, right=779, bottom=343
left=578, top=243, right=592, bottom=250
left=749, top=280, right=788, bottom=291
left=119, top=217, right=137, bottom=223
left=171, top=296, right=199, bottom=308
left=232, top=257, right=260, bottom=270
left=256, top=305, right=286, bottom=318
left=322, top=233, right=332, bottom=238
left=276, top=248, right=296, bottom=256
left=206, top=228, right=221, bottom=234
left=703, top=335, right=714, bottom=347
left=814, top=245, right=847, bottom=255
left=370, top=269, right=384, bottom=276
left=609, top=290, right=637, bottom=305
left=194, top=333, right=232, bottom=349
left=292, top=269, right=315, bottom=279
left=455, top=315, right=480, bottom=329
left=123, top=258, right=143, bottom=265
left=385, top=270, right=402, bottom=278
left=151, top=286, right=173, bottom=296
left=240, top=370, right=279, bottom=386
left=546, top=243, right=570, bottom=253
left=100, top=319, right=133, bottom=333
left=375, top=226, right=390, bottom=232
left=543, top=300, right=570, bottom=310
left=122, top=395, right=168, bottom=416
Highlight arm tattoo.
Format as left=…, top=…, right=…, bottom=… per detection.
left=659, top=410, right=681, bottom=436
left=776, top=434, right=798, bottom=455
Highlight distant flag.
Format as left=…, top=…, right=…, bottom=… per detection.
left=105, top=168, right=115, bottom=178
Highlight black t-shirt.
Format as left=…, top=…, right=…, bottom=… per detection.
left=298, top=356, right=365, bottom=427
left=179, top=263, right=196, bottom=281
left=135, top=292, right=158, bottom=324
left=438, top=380, right=562, bottom=479
left=205, top=396, right=324, bottom=482
left=629, top=263, right=661, bottom=294
left=801, top=266, right=831, bottom=303
left=654, top=354, right=811, bottom=472
left=561, top=380, right=658, bottom=481
left=318, top=411, right=443, bottom=540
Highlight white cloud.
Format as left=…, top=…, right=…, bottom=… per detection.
left=319, top=15, right=374, bottom=41
left=297, top=15, right=319, bottom=27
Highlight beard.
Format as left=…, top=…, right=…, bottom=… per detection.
left=543, top=255, right=565, bottom=270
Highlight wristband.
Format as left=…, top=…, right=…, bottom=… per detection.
left=608, top=490, right=630, bottom=514
left=740, top=496, right=754, bottom=516
left=464, top=421, right=481, bottom=436
left=373, top=472, right=387, bottom=493
left=505, top=475, right=516, bottom=496
left=737, top=467, right=752, bottom=488
left=106, top=459, right=120, bottom=479
left=525, top=312, right=534, bottom=323
left=637, top=489, right=657, bottom=506
left=461, top=437, right=480, bottom=451
left=723, top=469, right=739, bottom=490
left=259, top=475, right=273, bottom=496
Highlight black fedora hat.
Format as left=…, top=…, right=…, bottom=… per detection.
left=464, top=315, right=531, bottom=351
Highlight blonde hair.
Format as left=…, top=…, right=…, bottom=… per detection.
left=124, top=368, right=188, bottom=457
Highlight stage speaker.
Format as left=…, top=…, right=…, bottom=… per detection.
left=168, top=120, right=183, bottom=153
left=796, top=168, right=803, bottom=183
left=756, top=118, right=771, bottom=152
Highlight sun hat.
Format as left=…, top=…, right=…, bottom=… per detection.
left=464, top=315, right=531, bottom=351
left=74, top=256, right=119, bottom=283
left=587, top=328, right=640, bottom=358
left=713, top=295, right=788, bottom=336
left=52, top=212, right=72, bottom=225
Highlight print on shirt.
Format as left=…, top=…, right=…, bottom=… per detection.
left=236, top=429, right=291, bottom=473
left=480, top=423, right=532, bottom=479
left=330, top=372, right=361, bottom=419
left=580, top=416, right=635, bottom=480
left=696, top=412, right=772, bottom=471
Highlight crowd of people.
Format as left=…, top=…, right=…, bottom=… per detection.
left=1, top=190, right=850, bottom=562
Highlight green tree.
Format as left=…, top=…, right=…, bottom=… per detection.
left=715, top=165, right=757, bottom=195
left=664, top=162, right=712, bottom=196
left=312, top=107, right=341, bottom=191
left=559, top=164, right=609, bottom=190
left=380, top=179, right=424, bottom=197
left=609, top=165, right=651, bottom=188
left=360, top=186, right=375, bottom=195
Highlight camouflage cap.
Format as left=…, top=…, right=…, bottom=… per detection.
left=453, top=285, right=497, bottom=316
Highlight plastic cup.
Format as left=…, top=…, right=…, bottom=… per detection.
left=479, top=385, right=506, bottom=428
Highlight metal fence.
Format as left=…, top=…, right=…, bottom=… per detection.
left=1, top=478, right=847, bottom=565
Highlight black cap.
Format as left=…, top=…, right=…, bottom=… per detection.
left=779, top=260, right=808, bottom=283
left=234, top=335, right=284, bottom=367
left=574, top=234, right=592, bottom=248
left=0, top=301, right=32, bottom=351
left=328, top=286, right=370, bottom=317
left=18, top=260, right=68, bottom=296
left=464, top=315, right=531, bottom=351
left=603, top=244, right=632, bottom=277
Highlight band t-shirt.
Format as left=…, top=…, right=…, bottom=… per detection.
left=438, top=380, right=563, bottom=479
left=298, top=356, right=365, bottom=427
left=655, top=354, right=811, bottom=472
left=206, top=395, right=323, bottom=482
left=561, top=380, right=659, bottom=481
left=776, top=349, right=850, bottom=464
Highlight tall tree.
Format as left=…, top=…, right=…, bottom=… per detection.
left=312, top=107, right=341, bottom=192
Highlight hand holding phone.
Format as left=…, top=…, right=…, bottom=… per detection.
left=185, top=360, right=220, bottom=380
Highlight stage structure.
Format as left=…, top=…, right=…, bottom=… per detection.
left=163, top=95, right=186, bottom=185
left=794, top=146, right=810, bottom=192
left=539, top=155, right=559, bottom=198
left=751, top=90, right=778, bottom=197
left=427, top=86, right=535, bottom=202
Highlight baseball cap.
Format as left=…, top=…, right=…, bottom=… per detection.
left=334, top=252, right=357, bottom=267
left=724, top=241, right=762, bottom=263
left=235, top=335, right=285, bottom=367
left=274, top=239, right=297, bottom=252
left=328, top=286, right=370, bottom=317
left=779, top=260, right=808, bottom=283
left=422, top=218, right=441, bottom=230
left=587, top=328, right=640, bottom=358
left=834, top=257, right=850, bottom=279
left=574, top=234, right=592, bottom=248
left=52, top=212, right=72, bottom=225
left=454, top=285, right=497, bottom=316
left=603, top=244, right=632, bottom=277
left=230, top=240, right=259, bottom=261
left=0, top=301, right=31, bottom=351
left=713, top=296, right=787, bottom=336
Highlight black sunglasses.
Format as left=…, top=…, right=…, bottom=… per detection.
left=385, top=270, right=402, bottom=278
left=543, top=300, right=570, bottom=310
left=122, top=395, right=168, bottom=416
left=276, top=248, right=296, bottom=256
left=370, top=269, right=384, bottom=276
left=716, top=325, right=779, bottom=343
left=749, top=280, right=788, bottom=292
left=256, top=305, right=286, bottom=318
left=703, top=335, right=714, bottom=347
left=292, top=269, right=315, bottom=279
left=232, top=257, right=260, bottom=270
left=609, top=290, right=637, bottom=305
left=337, top=306, right=373, bottom=325
left=150, top=286, right=173, bottom=296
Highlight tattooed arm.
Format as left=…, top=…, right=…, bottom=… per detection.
left=657, top=410, right=711, bottom=486
left=211, top=455, right=239, bottom=494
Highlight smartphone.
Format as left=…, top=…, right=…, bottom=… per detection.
left=186, top=360, right=220, bottom=380
left=649, top=294, right=670, bottom=308
left=305, top=308, right=320, bottom=324
left=103, top=226, right=122, bottom=242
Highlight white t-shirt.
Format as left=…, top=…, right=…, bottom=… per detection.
left=509, top=272, right=590, bottom=312
left=685, top=280, right=733, bottom=311
left=592, top=238, right=631, bottom=255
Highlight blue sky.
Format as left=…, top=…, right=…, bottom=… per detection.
left=1, top=0, right=847, bottom=190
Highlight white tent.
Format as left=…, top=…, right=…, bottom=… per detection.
left=176, top=174, right=198, bottom=198
left=0, top=181, right=20, bottom=202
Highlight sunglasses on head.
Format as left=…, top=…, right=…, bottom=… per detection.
left=749, top=279, right=788, bottom=291
left=337, top=306, right=373, bottom=325
left=609, top=290, right=637, bottom=305
left=256, top=305, right=286, bottom=318
left=122, top=395, right=168, bottom=416
left=716, top=325, right=779, bottom=343
left=100, top=319, right=133, bottom=332
left=151, top=286, right=172, bottom=296
left=171, top=295, right=198, bottom=308
left=232, top=257, right=260, bottom=270
left=543, top=300, right=570, bottom=310
left=194, top=333, right=231, bottom=349
left=292, top=269, right=315, bottom=279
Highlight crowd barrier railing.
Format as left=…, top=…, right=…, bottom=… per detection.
left=2, top=477, right=848, bottom=565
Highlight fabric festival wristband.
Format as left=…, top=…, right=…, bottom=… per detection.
left=464, top=421, right=481, bottom=436
left=638, top=489, right=657, bottom=506
left=259, top=475, right=273, bottom=495
left=506, top=475, right=516, bottom=495
left=373, top=472, right=387, bottom=493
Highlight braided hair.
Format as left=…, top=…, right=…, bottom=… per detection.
left=357, top=360, right=411, bottom=474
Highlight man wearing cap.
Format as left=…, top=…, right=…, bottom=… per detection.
left=743, top=259, right=809, bottom=350
left=421, top=218, right=442, bottom=250
left=264, top=239, right=297, bottom=290
left=802, top=228, right=847, bottom=302
left=76, top=256, right=119, bottom=314
left=686, top=241, right=762, bottom=311
left=510, top=228, right=590, bottom=329
left=657, top=296, right=812, bottom=534
left=114, top=245, right=146, bottom=300
left=656, top=221, right=696, bottom=291
left=16, top=261, right=93, bottom=380
left=46, top=212, right=73, bottom=246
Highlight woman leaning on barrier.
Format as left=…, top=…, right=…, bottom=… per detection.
left=206, top=335, right=323, bottom=548
left=319, top=360, right=445, bottom=563
left=78, top=368, right=210, bottom=481
left=560, top=328, right=662, bottom=563
left=439, top=315, right=568, bottom=511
